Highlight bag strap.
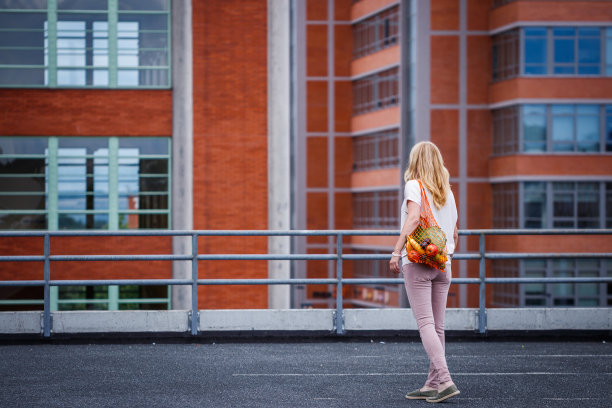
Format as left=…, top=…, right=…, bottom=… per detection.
left=416, top=180, right=434, bottom=217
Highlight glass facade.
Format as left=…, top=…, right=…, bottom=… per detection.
left=0, top=0, right=170, bottom=88
left=493, top=26, right=611, bottom=80
left=0, top=137, right=171, bottom=230
left=492, top=104, right=611, bottom=155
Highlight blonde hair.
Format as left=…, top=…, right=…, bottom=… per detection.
left=403, top=141, right=451, bottom=210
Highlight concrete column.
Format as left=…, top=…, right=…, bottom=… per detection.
left=171, top=0, right=193, bottom=310
left=267, top=0, right=291, bottom=309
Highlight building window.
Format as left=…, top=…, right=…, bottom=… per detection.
left=0, top=137, right=171, bottom=230
left=493, top=26, right=610, bottom=80
left=0, top=0, right=170, bottom=88
left=523, top=27, right=548, bottom=75
left=55, top=284, right=170, bottom=311
left=352, top=6, right=399, bottom=60
left=352, top=128, right=399, bottom=171
left=353, top=67, right=399, bottom=116
left=493, top=181, right=609, bottom=229
left=492, top=183, right=519, bottom=228
left=492, top=259, right=610, bottom=308
left=492, top=29, right=519, bottom=82
left=353, top=190, right=399, bottom=228
left=492, top=104, right=611, bottom=155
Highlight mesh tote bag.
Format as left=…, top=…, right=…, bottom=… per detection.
left=405, top=180, right=449, bottom=270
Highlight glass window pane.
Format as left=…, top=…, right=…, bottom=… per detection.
left=58, top=138, right=108, bottom=153
left=552, top=115, right=574, bottom=142
left=0, top=138, right=48, bottom=155
left=524, top=38, right=547, bottom=64
left=0, top=213, right=46, bottom=229
left=0, top=12, right=46, bottom=29
left=58, top=0, right=107, bottom=10
left=0, top=176, right=46, bottom=192
left=119, top=212, right=167, bottom=229
left=118, top=13, right=167, bottom=31
left=0, top=194, right=46, bottom=210
left=576, top=112, right=600, bottom=152
left=606, top=106, right=612, bottom=151
left=118, top=138, right=168, bottom=155
left=0, top=158, right=46, bottom=174
left=0, top=0, right=47, bottom=8
left=0, top=68, right=45, bottom=85
left=554, top=38, right=574, bottom=64
left=523, top=105, right=546, bottom=151
left=524, top=182, right=546, bottom=228
left=553, top=192, right=573, bottom=218
left=118, top=0, right=168, bottom=11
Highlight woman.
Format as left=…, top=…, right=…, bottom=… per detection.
left=389, top=141, right=460, bottom=403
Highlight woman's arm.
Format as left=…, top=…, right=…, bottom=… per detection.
left=453, top=223, right=458, bottom=253
left=389, top=200, right=420, bottom=274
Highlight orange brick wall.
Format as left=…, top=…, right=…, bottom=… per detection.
left=192, top=0, right=268, bottom=309
left=0, top=90, right=172, bottom=136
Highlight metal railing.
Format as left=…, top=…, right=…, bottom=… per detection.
left=0, top=229, right=611, bottom=337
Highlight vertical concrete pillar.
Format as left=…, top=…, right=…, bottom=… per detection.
left=267, top=0, right=291, bottom=309
left=171, top=0, right=193, bottom=310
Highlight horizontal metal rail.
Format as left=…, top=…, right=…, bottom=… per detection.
left=0, top=229, right=611, bottom=337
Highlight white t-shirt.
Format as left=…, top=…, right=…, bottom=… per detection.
left=400, top=180, right=458, bottom=265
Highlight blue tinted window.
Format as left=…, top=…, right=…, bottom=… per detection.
left=606, top=105, right=612, bottom=151
left=576, top=105, right=599, bottom=152
left=523, top=105, right=547, bottom=152
left=524, top=28, right=547, bottom=75
left=553, top=27, right=575, bottom=74
left=606, top=28, right=612, bottom=76
left=577, top=28, right=601, bottom=75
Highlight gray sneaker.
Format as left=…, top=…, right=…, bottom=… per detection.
left=405, top=388, right=438, bottom=400
left=426, top=384, right=460, bottom=403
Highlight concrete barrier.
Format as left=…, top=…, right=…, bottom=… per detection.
left=0, top=308, right=609, bottom=336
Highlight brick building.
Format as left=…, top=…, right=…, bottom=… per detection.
left=0, top=0, right=611, bottom=312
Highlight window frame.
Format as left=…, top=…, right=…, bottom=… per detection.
left=492, top=104, right=612, bottom=156
left=0, top=136, right=172, bottom=230
left=0, top=0, right=171, bottom=89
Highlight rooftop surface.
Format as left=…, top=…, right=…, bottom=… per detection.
left=1, top=339, right=610, bottom=407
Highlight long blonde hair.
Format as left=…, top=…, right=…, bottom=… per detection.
left=403, top=141, right=451, bottom=210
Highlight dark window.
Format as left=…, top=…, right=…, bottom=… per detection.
left=492, top=29, right=519, bottom=81
left=352, top=67, right=399, bottom=115
left=352, top=6, right=399, bottom=59
left=353, top=190, right=399, bottom=228
left=352, top=129, right=399, bottom=171
left=492, top=183, right=519, bottom=228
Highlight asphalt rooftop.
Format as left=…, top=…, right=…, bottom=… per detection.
left=1, top=339, right=611, bottom=408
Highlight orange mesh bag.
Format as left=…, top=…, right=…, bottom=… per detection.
left=405, top=180, right=448, bottom=270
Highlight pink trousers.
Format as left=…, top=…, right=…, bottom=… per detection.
left=402, top=262, right=452, bottom=387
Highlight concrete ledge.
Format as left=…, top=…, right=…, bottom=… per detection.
left=0, top=311, right=41, bottom=334
left=52, top=311, right=189, bottom=333
left=199, top=309, right=334, bottom=332
left=486, top=307, right=612, bottom=331
left=0, top=308, right=610, bottom=336
left=344, top=308, right=478, bottom=331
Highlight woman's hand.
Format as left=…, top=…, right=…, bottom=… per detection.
left=389, top=254, right=401, bottom=274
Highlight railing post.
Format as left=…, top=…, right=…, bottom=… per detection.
left=43, top=233, right=51, bottom=338
left=335, top=233, right=344, bottom=335
left=478, top=233, right=487, bottom=334
left=190, top=233, right=199, bottom=336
